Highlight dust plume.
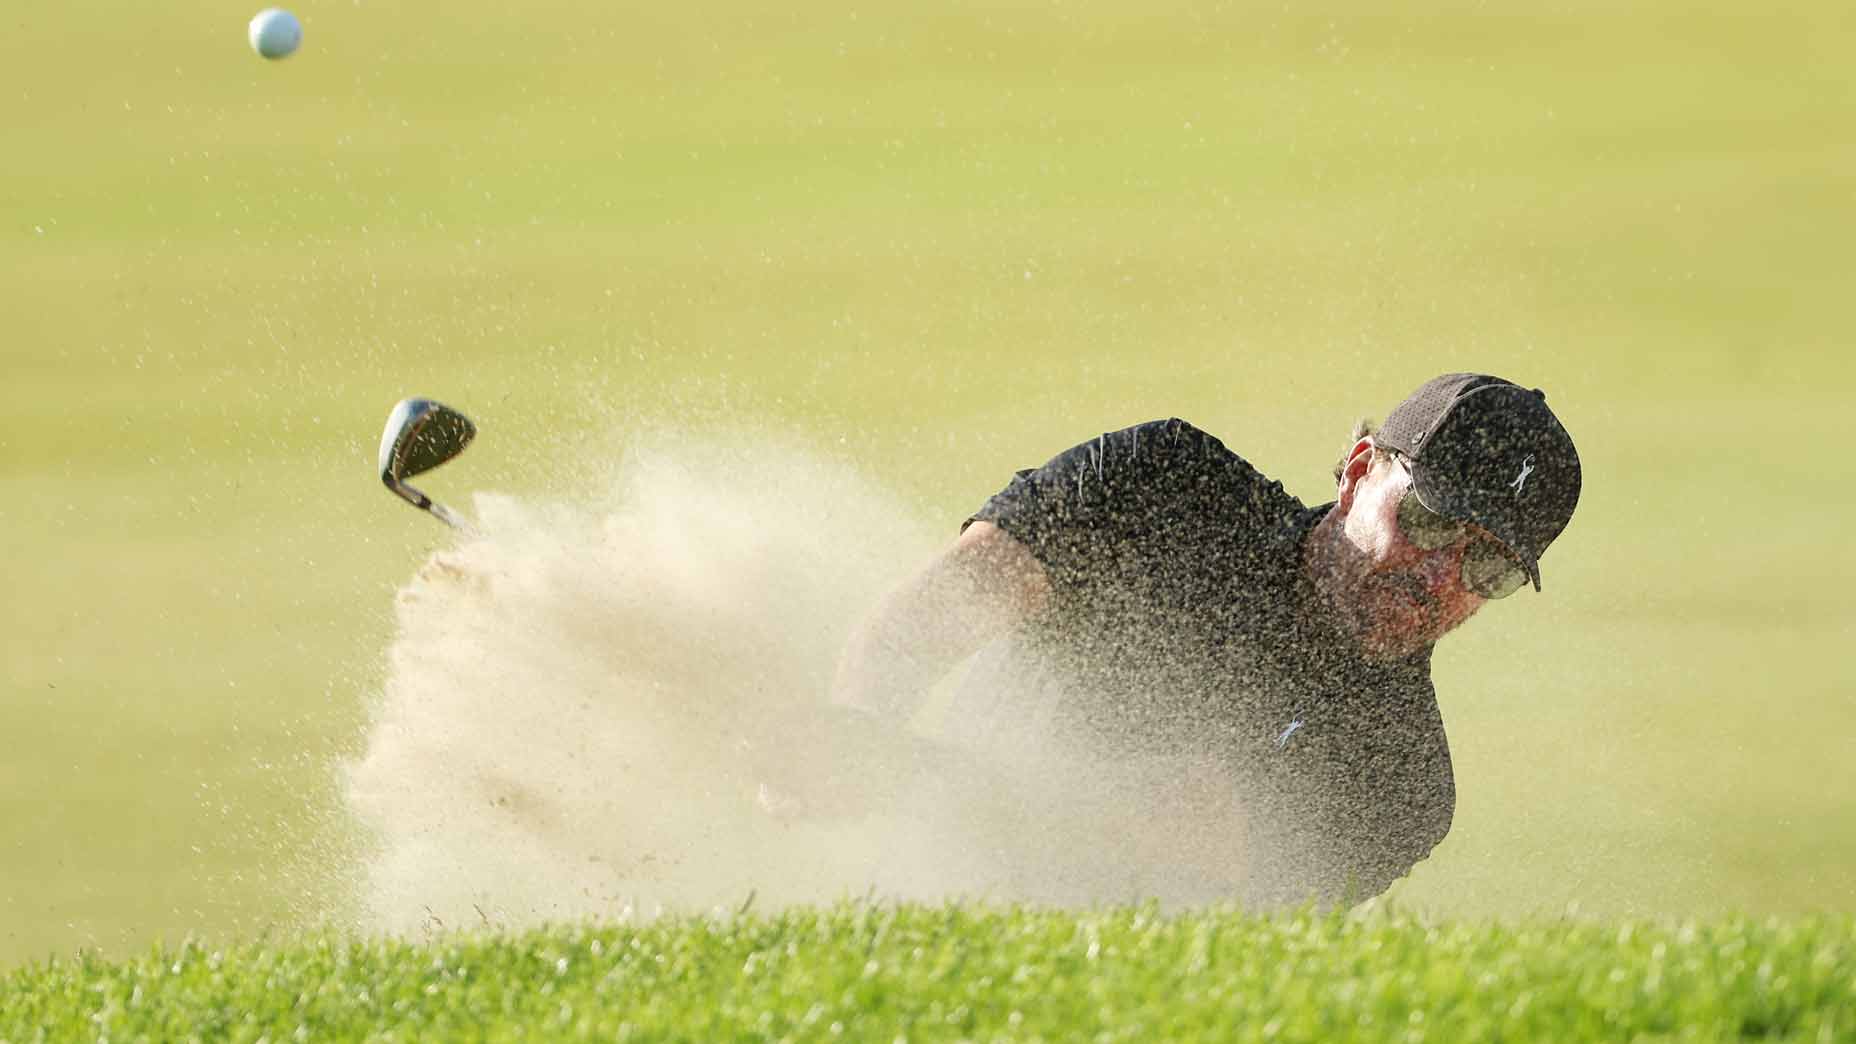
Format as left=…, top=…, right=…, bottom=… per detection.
left=342, top=434, right=1250, bottom=935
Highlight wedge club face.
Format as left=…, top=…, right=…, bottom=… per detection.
left=379, top=398, right=477, bottom=530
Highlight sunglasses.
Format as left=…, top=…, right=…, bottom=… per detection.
left=1391, top=462, right=1530, bottom=600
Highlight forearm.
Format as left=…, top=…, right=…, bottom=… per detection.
left=831, top=520, right=1050, bottom=720
left=831, top=577, right=997, bottom=719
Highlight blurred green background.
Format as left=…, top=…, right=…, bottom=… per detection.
left=3, top=0, right=1851, bottom=965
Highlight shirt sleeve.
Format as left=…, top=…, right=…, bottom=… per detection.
left=969, top=418, right=1252, bottom=593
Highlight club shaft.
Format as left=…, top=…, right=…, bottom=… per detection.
left=385, top=474, right=476, bottom=534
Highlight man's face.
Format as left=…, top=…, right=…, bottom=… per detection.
left=1328, top=443, right=1492, bottom=659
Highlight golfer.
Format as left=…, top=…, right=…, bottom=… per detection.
left=828, top=373, right=1582, bottom=906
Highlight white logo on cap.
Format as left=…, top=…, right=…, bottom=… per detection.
left=1509, top=454, right=1537, bottom=496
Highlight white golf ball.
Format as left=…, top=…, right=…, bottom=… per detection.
left=249, top=8, right=302, bottom=60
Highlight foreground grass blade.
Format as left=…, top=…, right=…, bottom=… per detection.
left=4, top=906, right=1851, bottom=1042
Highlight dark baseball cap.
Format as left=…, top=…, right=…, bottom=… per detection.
left=1376, top=373, right=1581, bottom=591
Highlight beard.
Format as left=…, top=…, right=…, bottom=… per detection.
left=1348, top=571, right=1443, bottom=660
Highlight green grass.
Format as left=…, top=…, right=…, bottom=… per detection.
left=3, top=0, right=1855, bottom=968
left=4, top=906, right=1851, bottom=1042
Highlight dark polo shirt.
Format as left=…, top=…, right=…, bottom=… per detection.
left=969, top=418, right=1455, bottom=905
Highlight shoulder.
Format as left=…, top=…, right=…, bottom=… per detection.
left=1136, top=419, right=1304, bottom=514
left=1117, top=417, right=1231, bottom=456
left=1081, top=418, right=1252, bottom=478
left=974, top=417, right=1302, bottom=532
left=1084, top=418, right=1303, bottom=520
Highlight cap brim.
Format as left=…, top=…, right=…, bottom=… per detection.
left=1408, top=461, right=1543, bottom=592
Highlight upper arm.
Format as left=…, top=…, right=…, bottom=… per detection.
left=945, top=519, right=1053, bottom=623
left=829, top=519, right=1051, bottom=719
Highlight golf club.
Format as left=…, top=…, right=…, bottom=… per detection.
left=378, top=397, right=477, bottom=533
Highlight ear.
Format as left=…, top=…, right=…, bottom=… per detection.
left=1334, top=436, right=1377, bottom=512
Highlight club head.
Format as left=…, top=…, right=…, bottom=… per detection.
left=379, top=399, right=477, bottom=531
left=379, top=398, right=476, bottom=485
